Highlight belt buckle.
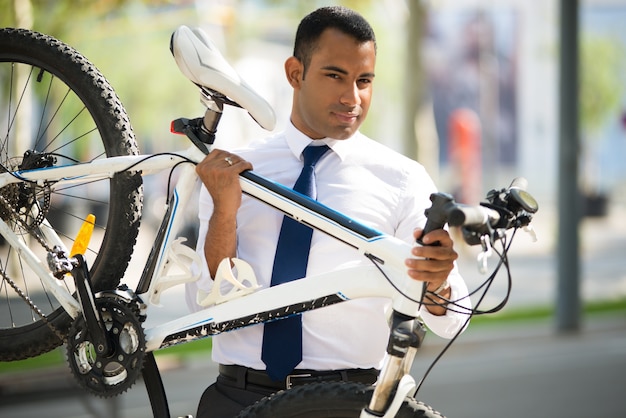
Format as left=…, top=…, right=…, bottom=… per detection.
left=285, top=373, right=312, bottom=389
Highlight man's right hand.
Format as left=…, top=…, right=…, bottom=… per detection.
left=195, top=149, right=253, bottom=214
left=196, top=149, right=252, bottom=277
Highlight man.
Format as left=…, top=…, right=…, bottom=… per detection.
left=188, top=6, right=471, bottom=417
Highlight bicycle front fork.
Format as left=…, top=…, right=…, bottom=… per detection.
left=363, top=312, right=426, bottom=417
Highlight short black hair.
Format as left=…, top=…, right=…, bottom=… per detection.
left=293, top=6, right=377, bottom=74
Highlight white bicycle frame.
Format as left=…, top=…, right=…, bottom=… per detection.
left=0, top=24, right=538, bottom=418
left=0, top=141, right=424, bottom=336
left=0, top=141, right=425, bottom=417
left=0, top=24, right=469, bottom=417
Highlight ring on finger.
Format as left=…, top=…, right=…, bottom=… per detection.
left=224, top=156, right=233, bottom=166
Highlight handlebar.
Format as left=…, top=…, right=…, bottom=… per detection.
left=422, top=193, right=501, bottom=233
left=422, top=177, right=538, bottom=246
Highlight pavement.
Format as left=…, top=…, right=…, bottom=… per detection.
left=0, top=202, right=625, bottom=417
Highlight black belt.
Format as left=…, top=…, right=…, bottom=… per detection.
left=218, top=364, right=378, bottom=390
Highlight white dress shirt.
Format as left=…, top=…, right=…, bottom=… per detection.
left=186, top=122, right=471, bottom=371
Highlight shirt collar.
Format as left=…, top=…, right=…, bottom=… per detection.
left=285, top=120, right=358, bottom=162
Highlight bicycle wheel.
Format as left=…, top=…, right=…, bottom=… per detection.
left=0, top=28, right=143, bottom=361
left=238, top=382, right=445, bottom=418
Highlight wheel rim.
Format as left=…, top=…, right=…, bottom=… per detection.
left=0, top=30, right=141, bottom=360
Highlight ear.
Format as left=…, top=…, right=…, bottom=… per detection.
left=284, top=56, right=303, bottom=88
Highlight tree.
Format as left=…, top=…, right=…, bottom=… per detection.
left=579, top=34, right=624, bottom=135
left=578, top=33, right=625, bottom=200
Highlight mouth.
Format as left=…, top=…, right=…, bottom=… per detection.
left=333, top=111, right=359, bottom=124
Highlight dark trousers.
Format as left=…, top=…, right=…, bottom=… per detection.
left=196, top=365, right=379, bottom=418
left=196, top=374, right=274, bottom=418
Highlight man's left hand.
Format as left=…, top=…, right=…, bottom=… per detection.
left=405, top=228, right=458, bottom=316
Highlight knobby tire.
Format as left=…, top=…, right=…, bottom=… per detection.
left=0, top=28, right=142, bottom=361
left=238, top=381, right=445, bottom=418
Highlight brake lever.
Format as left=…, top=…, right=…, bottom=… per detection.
left=477, top=235, right=493, bottom=274
left=523, top=224, right=538, bottom=242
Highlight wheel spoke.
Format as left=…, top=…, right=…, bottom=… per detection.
left=0, top=28, right=142, bottom=361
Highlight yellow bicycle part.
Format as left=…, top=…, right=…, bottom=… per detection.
left=70, top=214, right=96, bottom=256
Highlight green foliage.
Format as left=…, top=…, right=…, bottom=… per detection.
left=2, top=0, right=396, bottom=149
left=579, top=34, right=625, bottom=135
left=0, top=347, right=66, bottom=374
left=0, top=338, right=212, bottom=374
left=470, top=297, right=626, bottom=325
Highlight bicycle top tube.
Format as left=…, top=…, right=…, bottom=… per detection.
left=239, top=170, right=384, bottom=242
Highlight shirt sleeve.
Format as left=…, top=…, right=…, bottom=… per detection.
left=419, top=263, right=471, bottom=338
left=396, top=163, right=472, bottom=339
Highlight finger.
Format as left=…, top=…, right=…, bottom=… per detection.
left=406, top=269, right=450, bottom=284
left=206, top=148, right=229, bottom=161
left=200, top=151, right=252, bottom=172
left=215, top=152, right=252, bottom=171
left=405, top=254, right=455, bottom=271
left=405, top=258, right=454, bottom=284
left=208, top=150, right=236, bottom=167
left=230, top=158, right=253, bottom=172
left=413, top=228, right=424, bottom=242
left=419, top=228, right=453, bottom=247
left=411, top=245, right=458, bottom=262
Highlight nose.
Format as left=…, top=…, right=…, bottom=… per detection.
left=340, top=82, right=361, bottom=107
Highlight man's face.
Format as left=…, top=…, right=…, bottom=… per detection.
left=288, top=28, right=376, bottom=140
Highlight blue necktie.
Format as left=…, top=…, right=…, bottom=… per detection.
left=261, top=144, right=330, bottom=381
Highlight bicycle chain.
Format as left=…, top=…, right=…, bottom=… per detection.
left=0, top=190, right=66, bottom=342
left=0, top=267, right=66, bottom=342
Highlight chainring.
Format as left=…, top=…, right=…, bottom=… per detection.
left=66, top=294, right=146, bottom=397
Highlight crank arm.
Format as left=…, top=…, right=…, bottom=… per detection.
left=72, top=254, right=111, bottom=355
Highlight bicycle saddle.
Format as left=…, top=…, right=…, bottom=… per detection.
left=171, top=25, right=276, bottom=131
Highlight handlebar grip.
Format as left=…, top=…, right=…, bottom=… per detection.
left=421, top=193, right=502, bottom=246
left=448, top=205, right=500, bottom=227
left=420, top=178, right=537, bottom=247
left=419, top=193, right=456, bottom=245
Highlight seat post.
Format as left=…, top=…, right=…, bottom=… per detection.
left=199, top=88, right=224, bottom=144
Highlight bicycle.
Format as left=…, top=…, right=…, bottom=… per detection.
left=0, top=26, right=538, bottom=417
